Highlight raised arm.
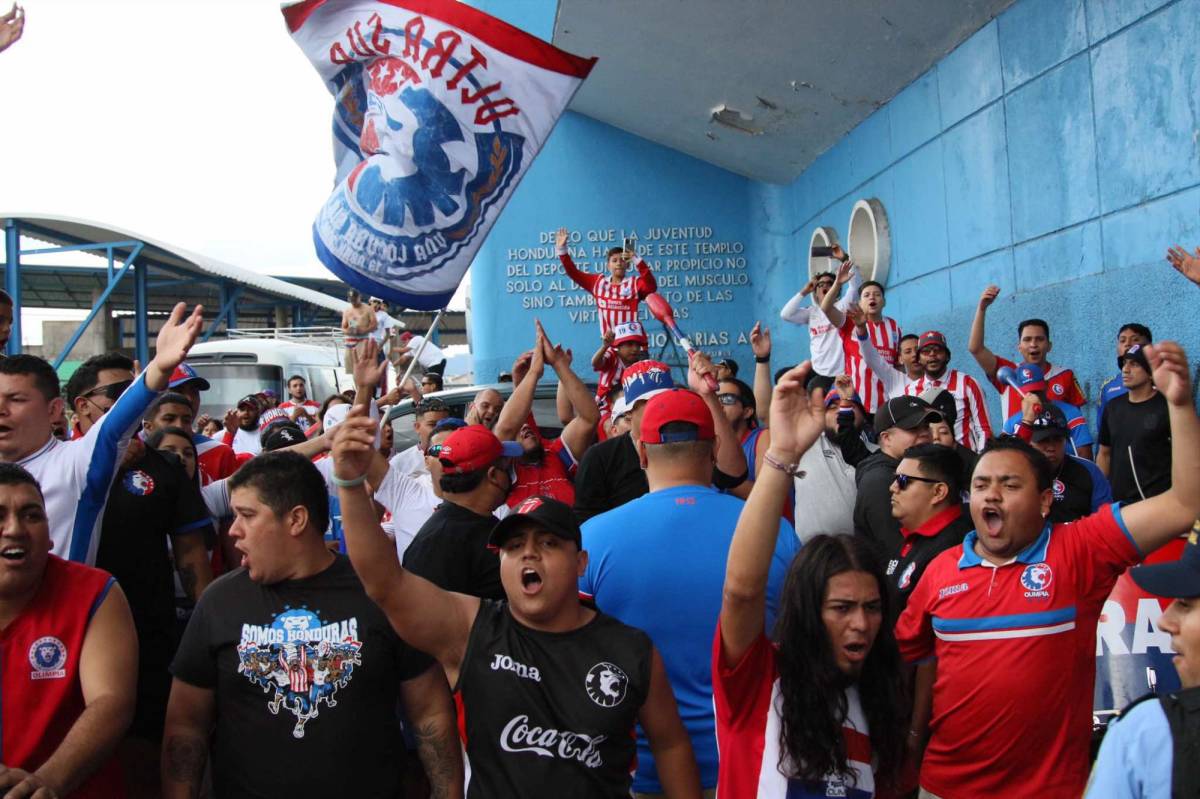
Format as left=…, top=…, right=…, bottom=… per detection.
left=633, top=254, right=658, bottom=298
left=591, top=330, right=615, bottom=371
left=848, top=305, right=907, bottom=398
left=636, top=648, right=702, bottom=798
left=689, top=351, right=749, bottom=495
left=749, top=322, right=773, bottom=424
left=1117, top=342, right=1200, bottom=553
left=494, top=329, right=545, bottom=442
left=968, top=285, right=1001, bottom=379
left=779, top=287, right=814, bottom=325
left=556, top=227, right=598, bottom=292
left=332, top=409, right=480, bottom=680
left=27, top=586, right=137, bottom=797
left=1166, top=244, right=1200, bottom=288
left=720, top=363, right=823, bottom=665
left=543, top=330, right=599, bottom=461
left=818, top=260, right=855, bottom=328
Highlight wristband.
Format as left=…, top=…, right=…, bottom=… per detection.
left=755, top=355, right=770, bottom=364
left=330, top=472, right=368, bottom=488
left=763, top=451, right=805, bottom=477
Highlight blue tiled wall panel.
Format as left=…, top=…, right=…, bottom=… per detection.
left=1004, top=55, right=1099, bottom=240
left=888, top=142, right=950, bottom=283
left=1091, top=0, right=1200, bottom=213
left=1012, top=220, right=1103, bottom=290
left=942, top=103, right=1013, bottom=263
left=998, top=0, right=1089, bottom=90
left=888, top=69, right=941, bottom=158
left=1085, top=0, right=1174, bottom=43
left=949, top=248, right=1016, bottom=310
left=846, top=108, right=894, bottom=189
left=1101, top=185, right=1200, bottom=271
left=937, top=21, right=1005, bottom=128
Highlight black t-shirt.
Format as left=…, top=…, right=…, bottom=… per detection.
left=1099, top=392, right=1171, bottom=503
left=459, top=600, right=652, bottom=798
left=573, top=434, right=648, bottom=523
left=170, top=555, right=434, bottom=797
left=97, top=446, right=213, bottom=735
left=1048, top=456, right=1099, bottom=524
left=403, top=501, right=504, bottom=599
left=886, top=505, right=973, bottom=615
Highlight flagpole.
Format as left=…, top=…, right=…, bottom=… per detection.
left=397, top=308, right=446, bottom=388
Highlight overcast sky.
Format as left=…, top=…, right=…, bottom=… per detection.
left=1, top=0, right=470, bottom=322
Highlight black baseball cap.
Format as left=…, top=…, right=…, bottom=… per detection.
left=262, top=422, right=307, bottom=452
left=1119, top=343, right=1151, bottom=372
left=488, top=496, right=582, bottom=549
left=1028, top=404, right=1070, bottom=442
left=919, top=387, right=957, bottom=426
left=1130, top=521, right=1200, bottom=598
left=875, top=395, right=942, bottom=432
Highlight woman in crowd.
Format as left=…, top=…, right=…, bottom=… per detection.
left=715, top=363, right=907, bottom=797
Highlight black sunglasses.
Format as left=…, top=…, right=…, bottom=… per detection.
left=893, top=473, right=943, bottom=491
left=716, top=393, right=741, bottom=406
left=84, top=379, right=133, bottom=402
left=426, top=444, right=444, bottom=458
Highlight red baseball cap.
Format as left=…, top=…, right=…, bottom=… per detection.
left=640, top=389, right=715, bottom=444
left=918, top=330, right=949, bottom=352
left=168, top=363, right=210, bottom=391
left=437, top=424, right=523, bottom=474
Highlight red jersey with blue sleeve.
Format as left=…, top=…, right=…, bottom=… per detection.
left=993, top=356, right=1086, bottom=418
left=559, top=249, right=657, bottom=335
left=895, top=503, right=1141, bottom=798
left=712, top=624, right=876, bottom=798
left=1, top=556, right=123, bottom=796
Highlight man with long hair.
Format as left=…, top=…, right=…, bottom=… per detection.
left=716, top=363, right=907, bottom=797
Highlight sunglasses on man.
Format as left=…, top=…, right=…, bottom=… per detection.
left=716, top=393, right=743, bottom=406
left=892, top=473, right=943, bottom=491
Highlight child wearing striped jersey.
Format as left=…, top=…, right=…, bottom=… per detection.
left=556, top=227, right=657, bottom=335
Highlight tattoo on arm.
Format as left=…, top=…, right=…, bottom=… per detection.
left=414, top=720, right=460, bottom=799
left=164, top=734, right=207, bottom=792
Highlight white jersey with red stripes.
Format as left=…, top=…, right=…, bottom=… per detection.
left=838, top=318, right=900, bottom=414
left=905, top=369, right=994, bottom=452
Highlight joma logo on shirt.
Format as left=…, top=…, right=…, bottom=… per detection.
left=499, top=715, right=605, bottom=767
left=939, top=582, right=969, bottom=599
left=490, top=653, right=541, bottom=682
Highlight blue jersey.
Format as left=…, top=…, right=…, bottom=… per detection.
left=1003, top=400, right=1094, bottom=456
left=579, top=485, right=798, bottom=793
left=1097, top=374, right=1127, bottom=430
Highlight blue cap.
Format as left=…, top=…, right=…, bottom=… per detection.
left=1130, top=520, right=1200, bottom=598
left=433, top=417, right=468, bottom=433
left=621, top=360, right=675, bottom=406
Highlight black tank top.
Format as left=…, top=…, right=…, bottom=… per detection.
left=458, top=600, right=652, bottom=798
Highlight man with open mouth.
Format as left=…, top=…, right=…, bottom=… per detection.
left=0, top=463, right=137, bottom=797
left=896, top=341, right=1200, bottom=797
left=331, top=407, right=702, bottom=798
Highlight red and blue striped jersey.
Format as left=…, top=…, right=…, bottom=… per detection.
left=895, top=503, right=1141, bottom=798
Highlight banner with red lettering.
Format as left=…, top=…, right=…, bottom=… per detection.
left=285, top=0, right=596, bottom=309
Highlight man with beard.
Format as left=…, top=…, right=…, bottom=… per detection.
left=792, top=374, right=871, bottom=541
left=494, top=322, right=598, bottom=508
left=279, top=375, right=320, bottom=431
left=904, top=331, right=992, bottom=452
left=896, top=342, right=1200, bottom=798
left=224, top=395, right=263, bottom=456
left=332, top=408, right=702, bottom=798
left=780, top=246, right=861, bottom=378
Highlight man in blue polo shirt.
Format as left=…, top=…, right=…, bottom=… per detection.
left=580, top=388, right=797, bottom=798
left=1096, top=323, right=1152, bottom=429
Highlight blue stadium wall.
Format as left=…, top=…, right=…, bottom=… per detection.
left=471, top=0, right=1200, bottom=423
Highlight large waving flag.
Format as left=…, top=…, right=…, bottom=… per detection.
left=285, top=0, right=596, bottom=310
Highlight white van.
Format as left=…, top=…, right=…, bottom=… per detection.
left=185, top=331, right=347, bottom=419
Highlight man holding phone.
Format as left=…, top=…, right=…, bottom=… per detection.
left=780, top=244, right=861, bottom=378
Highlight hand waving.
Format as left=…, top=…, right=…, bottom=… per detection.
left=352, top=339, right=386, bottom=392
left=330, top=406, right=378, bottom=482
left=1166, top=244, right=1200, bottom=287
left=767, top=362, right=825, bottom=460
left=749, top=322, right=771, bottom=359
left=1148, top=342, right=1193, bottom=407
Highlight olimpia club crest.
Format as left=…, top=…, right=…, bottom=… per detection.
left=286, top=0, right=596, bottom=310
